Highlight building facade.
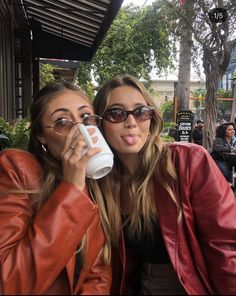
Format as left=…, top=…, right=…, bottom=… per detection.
left=218, top=38, right=236, bottom=91
left=151, top=78, right=206, bottom=107
left=0, top=0, right=124, bottom=121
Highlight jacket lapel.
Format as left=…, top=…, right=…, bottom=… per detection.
left=66, top=254, right=76, bottom=294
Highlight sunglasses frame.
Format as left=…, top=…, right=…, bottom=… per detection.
left=103, top=105, right=155, bottom=123
left=45, top=114, right=102, bottom=135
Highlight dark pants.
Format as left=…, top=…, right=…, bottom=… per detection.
left=140, top=263, right=187, bottom=295
left=215, top=160, right=232, bottom=182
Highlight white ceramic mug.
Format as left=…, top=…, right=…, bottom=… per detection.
left=78, top=124, right=114, bottom=179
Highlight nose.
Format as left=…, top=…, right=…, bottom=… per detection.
left=124, top=114, right=137, bottom=128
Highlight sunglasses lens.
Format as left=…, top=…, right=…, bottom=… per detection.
left=103, top=106, right=155, bottom=123
left=83, top=115, right=101, bottom=126
left=134, top=106, right=155, bottom=120
left=104, top=109, right=127, bottom=123
left=54, top=119, right=73, bottom=134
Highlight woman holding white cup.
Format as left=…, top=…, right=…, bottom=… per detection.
left=78, top=123, right=113, bottom=179
left=0, top=81, right=112, bottom=294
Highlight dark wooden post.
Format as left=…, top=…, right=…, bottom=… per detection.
left=32, top=57, right=40, bottom=96
left=22, top=31, right=32, bottom=117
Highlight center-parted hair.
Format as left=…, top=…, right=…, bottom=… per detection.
left=89, top=75, right=179, bottom=246
left=28, top=82, right=90, bottom=209
left=28, top=81, right=110, bottom=263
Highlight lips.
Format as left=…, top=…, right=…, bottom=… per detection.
left=121, top=135, right=139, bottom=145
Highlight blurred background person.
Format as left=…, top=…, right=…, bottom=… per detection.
left=192, top=120, right=204, bottom=146
left=211, top=122, right=236, bottom=183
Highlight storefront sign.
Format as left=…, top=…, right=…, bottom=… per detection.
left=176, top=110, right=194, bottom=142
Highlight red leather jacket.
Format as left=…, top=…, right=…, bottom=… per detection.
left=113, top=143, right=236, bottom=295
left=0, top=149, right=111, bottom=295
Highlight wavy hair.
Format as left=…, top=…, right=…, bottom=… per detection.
left=28, top=82, right=88, bottom=209
left=90, top=75, right=179, bottom=246
left=28, top=81, right=110, bottom=263
left=215, top=122, right=235, bottom=139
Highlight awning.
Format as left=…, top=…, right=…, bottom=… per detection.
left=18, top=0, right=123, bottom=61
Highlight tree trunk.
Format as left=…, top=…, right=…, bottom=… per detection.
left=202, top=39, right=230, bottom=149
left=202, top=46, right=219, bottom=149
left=177, top=0, right=194, bottom=111
left=204, top=81, right=218, bottom=149
left=198, top=9, right=231, bottom=149
left=230, top=79, right=236, bottom=122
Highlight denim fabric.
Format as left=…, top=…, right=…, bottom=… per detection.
left=214, top=159, right=232, bottom=182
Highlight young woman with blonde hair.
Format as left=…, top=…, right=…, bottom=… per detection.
left=91, top=75, right=236, bottom=295
left=0, top=82, right=111, bottom=294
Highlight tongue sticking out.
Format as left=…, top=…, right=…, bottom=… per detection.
left=122, top=135, right=139, bottom=145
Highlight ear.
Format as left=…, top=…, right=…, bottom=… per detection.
left=37, top=135, right=46, bottom=144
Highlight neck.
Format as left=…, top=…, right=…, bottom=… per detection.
left=118, top=153, right=140, bottom=175
left=225, top=136, right=232, bottom=143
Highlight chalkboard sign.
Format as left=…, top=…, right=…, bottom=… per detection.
left=176, top=110, right=194, bottom=142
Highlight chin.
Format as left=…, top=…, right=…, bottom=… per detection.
left=120, top=145, right=144, bottom=154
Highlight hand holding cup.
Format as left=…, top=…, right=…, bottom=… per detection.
left=78, top=124, right=114, bottom=179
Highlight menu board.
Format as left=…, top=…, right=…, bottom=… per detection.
left=176, top=110, right=194, bottom=142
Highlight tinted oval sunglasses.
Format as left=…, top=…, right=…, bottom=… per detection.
left=46, top=114, right=102, bottom=135
left=102, top=105, right=155, bottom=123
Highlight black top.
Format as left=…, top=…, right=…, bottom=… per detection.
left=211, top=137, right=236, bottom=161
left=192, top=126, right=203, bottom=145
left=122, top=216, right=170, bottom=263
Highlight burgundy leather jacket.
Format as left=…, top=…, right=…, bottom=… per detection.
left=113, top=143, right=236, bottom=295
left=0, top=149, right=111, bottom=295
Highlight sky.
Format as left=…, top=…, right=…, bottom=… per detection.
left=122, top=0, right=155, bottom=7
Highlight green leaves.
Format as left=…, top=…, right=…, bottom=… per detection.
left=0, top=117, right=30, bottom=150
left=40, top=63, right=56, bottom=88
left=77, top=3, right=175, bottom=87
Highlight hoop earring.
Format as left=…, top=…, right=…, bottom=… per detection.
left=41, top=143, right=48, bottom=153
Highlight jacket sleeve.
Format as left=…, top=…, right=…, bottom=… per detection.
left=213, top=137, right=231, bottom=153
left=187, top=146, right=236, bottom=294
left=78, top=249, right=112, bottom=295
left=0, top=150, right=101, bottom=294
left=76, top=203, right=112, bottom=295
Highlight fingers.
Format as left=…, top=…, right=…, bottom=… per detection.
left=63, top=125, right=97, bottom=154
left=62, top=124, right=101, bottom=167
left=60, top=124, right=101, bottom=189
left=86, top=127, right=97, bottom=135
left=86, top=128, right=98, bottom=144
left=79, top=147, right=101, bottom=163
left=63, top=125, right=83, bottom=153
left=69, top=141, right=84, bottom=157
left=62, top=146, right=102, bottom=190
left=69, top=145, right=101, bottom=162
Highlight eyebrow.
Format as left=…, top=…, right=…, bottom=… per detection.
left=50, top=105, right=92, bottom=116
left=107, top=103, right=145, bottom=109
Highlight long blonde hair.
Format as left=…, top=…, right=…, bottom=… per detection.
left=90, top=75, right=180, bottom=246
left=27, top=81, right=110, bottom=263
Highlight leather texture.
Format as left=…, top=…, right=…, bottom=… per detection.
left=113, top=143, right=236, bottom=295
left=0, top=149, right=111, bottom=295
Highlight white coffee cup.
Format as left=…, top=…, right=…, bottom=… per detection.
left=78, top=124, right=114, bottom=179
